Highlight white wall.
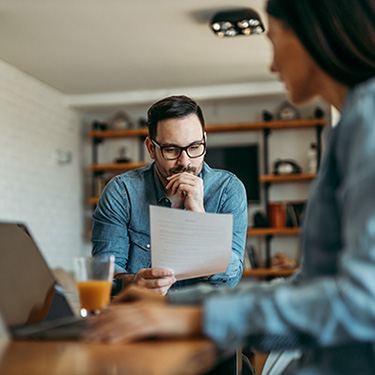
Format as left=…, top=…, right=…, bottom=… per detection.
left=0, top=59, right=85, bottom=271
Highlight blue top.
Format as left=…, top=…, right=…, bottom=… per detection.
left=91, top=162, right=248, bottom=289
left=169, top=78, right=375, bottom=374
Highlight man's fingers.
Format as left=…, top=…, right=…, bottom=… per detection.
left=138, top=268, right=174, bottom=279
left=165, top=173, right=201, bottom=192
left=176, top=183, right=194, bottom=198
left=129, top=268, right=176, bottom=295
left=135, top=275, right=176, bottom=289
left=154, top=286, right=171, bottom=296
left=165, top=179, right=182, bottom=195
left=167, top=179, right=198, bottom=197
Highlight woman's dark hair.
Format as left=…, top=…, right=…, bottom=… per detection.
left=147, top=95, right=205, bottom=140
left=266, top=0, right=375, bottom=86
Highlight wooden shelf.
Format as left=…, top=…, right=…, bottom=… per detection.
left=243, top=268, right=297, bottom=277
left=88, top=119, right=322, bottom=182
left=205, top=118, right=324, bottom=133
left=89, top=118, right=325, bottom=139
left=90, top=128, right=148, bottom=139
left=247, top=227, right=301, bottom=236
left=90, top=162, right=148, bottom=172
left=260, top=173, right=316, bottom=183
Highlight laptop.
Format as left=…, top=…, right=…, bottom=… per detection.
left=0, top=222, right=89, bottom=340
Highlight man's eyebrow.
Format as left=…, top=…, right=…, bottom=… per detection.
left=159, top=142, right=178, bottom=147
left=160, top=139, right=203, bottom=147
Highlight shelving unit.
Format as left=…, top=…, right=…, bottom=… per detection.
left=247, top=227, right=301, bottom=236
left=90, top=161, right=148, bottom=172
left=258, top=119, right=323, bottom=271
left=243, top=267, right=297, bottom=277
left=260, top=173, right=315, bottom=183
left=89, top=117, right=325, bottom=278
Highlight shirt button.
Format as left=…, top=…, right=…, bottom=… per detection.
left=146, top=244, right=150, bottom=248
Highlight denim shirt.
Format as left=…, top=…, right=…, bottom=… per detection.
left=91, top=162, right=248, bottom=289
left=169, top=78, right=375, bottom=374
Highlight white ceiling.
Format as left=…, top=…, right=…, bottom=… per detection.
left=0, top=0, right=283, bottom=106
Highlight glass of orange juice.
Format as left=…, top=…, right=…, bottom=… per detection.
left=73, top=255, right=115, bottom=316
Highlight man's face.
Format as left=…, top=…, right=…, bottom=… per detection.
left=146, top=114, right=205, bottom=185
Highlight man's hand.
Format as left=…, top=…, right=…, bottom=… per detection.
left=133, top=268, right=176, bottom=295
left=85, top=301, right=203, bottom=344
left=166, top=172, right=205, bottom=212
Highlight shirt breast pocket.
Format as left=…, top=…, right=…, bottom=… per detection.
left=127, top=229, right=151, bottom=273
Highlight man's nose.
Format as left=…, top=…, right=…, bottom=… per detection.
left=177, top=149, right=190, bottom=166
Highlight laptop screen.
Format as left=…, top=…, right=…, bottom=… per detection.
left=0, top=222, right=73, bottom=328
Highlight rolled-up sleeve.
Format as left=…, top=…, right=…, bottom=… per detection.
left=91, top=177, right=130, bottom=272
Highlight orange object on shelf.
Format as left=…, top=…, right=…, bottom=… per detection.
left=268, top=202, right=287, bottom=228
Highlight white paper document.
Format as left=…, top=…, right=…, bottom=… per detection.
left=150, top=205, right=233, bottom=281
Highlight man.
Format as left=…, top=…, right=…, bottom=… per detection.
left=92, top=95, right=248, bottom=295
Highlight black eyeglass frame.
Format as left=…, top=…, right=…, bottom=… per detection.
left=151, top=138, right=206, bottom=160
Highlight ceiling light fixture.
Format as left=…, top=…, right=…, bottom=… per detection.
left=210, top=8, right=265, bottom=37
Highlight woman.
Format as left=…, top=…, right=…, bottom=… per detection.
left=87, top=1, right=375, bottom=373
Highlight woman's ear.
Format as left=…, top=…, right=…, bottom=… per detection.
left=145, top=137, right=155, bottom=160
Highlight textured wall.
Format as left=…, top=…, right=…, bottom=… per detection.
left=0, top=59, right=85, bottom=270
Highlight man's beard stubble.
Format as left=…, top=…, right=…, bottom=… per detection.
left=169, top=164, right=199, bottom=175
left=155, top=159, right=204, bottom=184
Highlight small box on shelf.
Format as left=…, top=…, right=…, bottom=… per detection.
left=268, top=202, right=287, bottom=228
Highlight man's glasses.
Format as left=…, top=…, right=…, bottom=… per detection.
left=151, top=139, right=206, bottom=160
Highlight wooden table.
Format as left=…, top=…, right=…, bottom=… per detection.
left=0, top=338, right=217, bottom=375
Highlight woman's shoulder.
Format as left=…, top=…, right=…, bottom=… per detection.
left=339, top=77, right=375, bottom=132
left=346, top=77, right=375, bottom=115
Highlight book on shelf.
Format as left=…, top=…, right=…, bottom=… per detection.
left=293, top=201, right=306, bottom=227
left=285, top=200, right=306, bottom=228
left=244, top=245, right=260, bottom=269
left=94, top=176, right=106, bottom=197
left=286, top=202, right=298, bottom=227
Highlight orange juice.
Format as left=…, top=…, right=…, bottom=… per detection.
left=77, top=280, right=112, bottom=311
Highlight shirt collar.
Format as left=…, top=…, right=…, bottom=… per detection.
left=151, top=163, right=171, bottom=206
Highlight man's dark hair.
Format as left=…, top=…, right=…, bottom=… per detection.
left=147, top=95, right=205, bottom=140
left=267, top=0, right=375, bottom=87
